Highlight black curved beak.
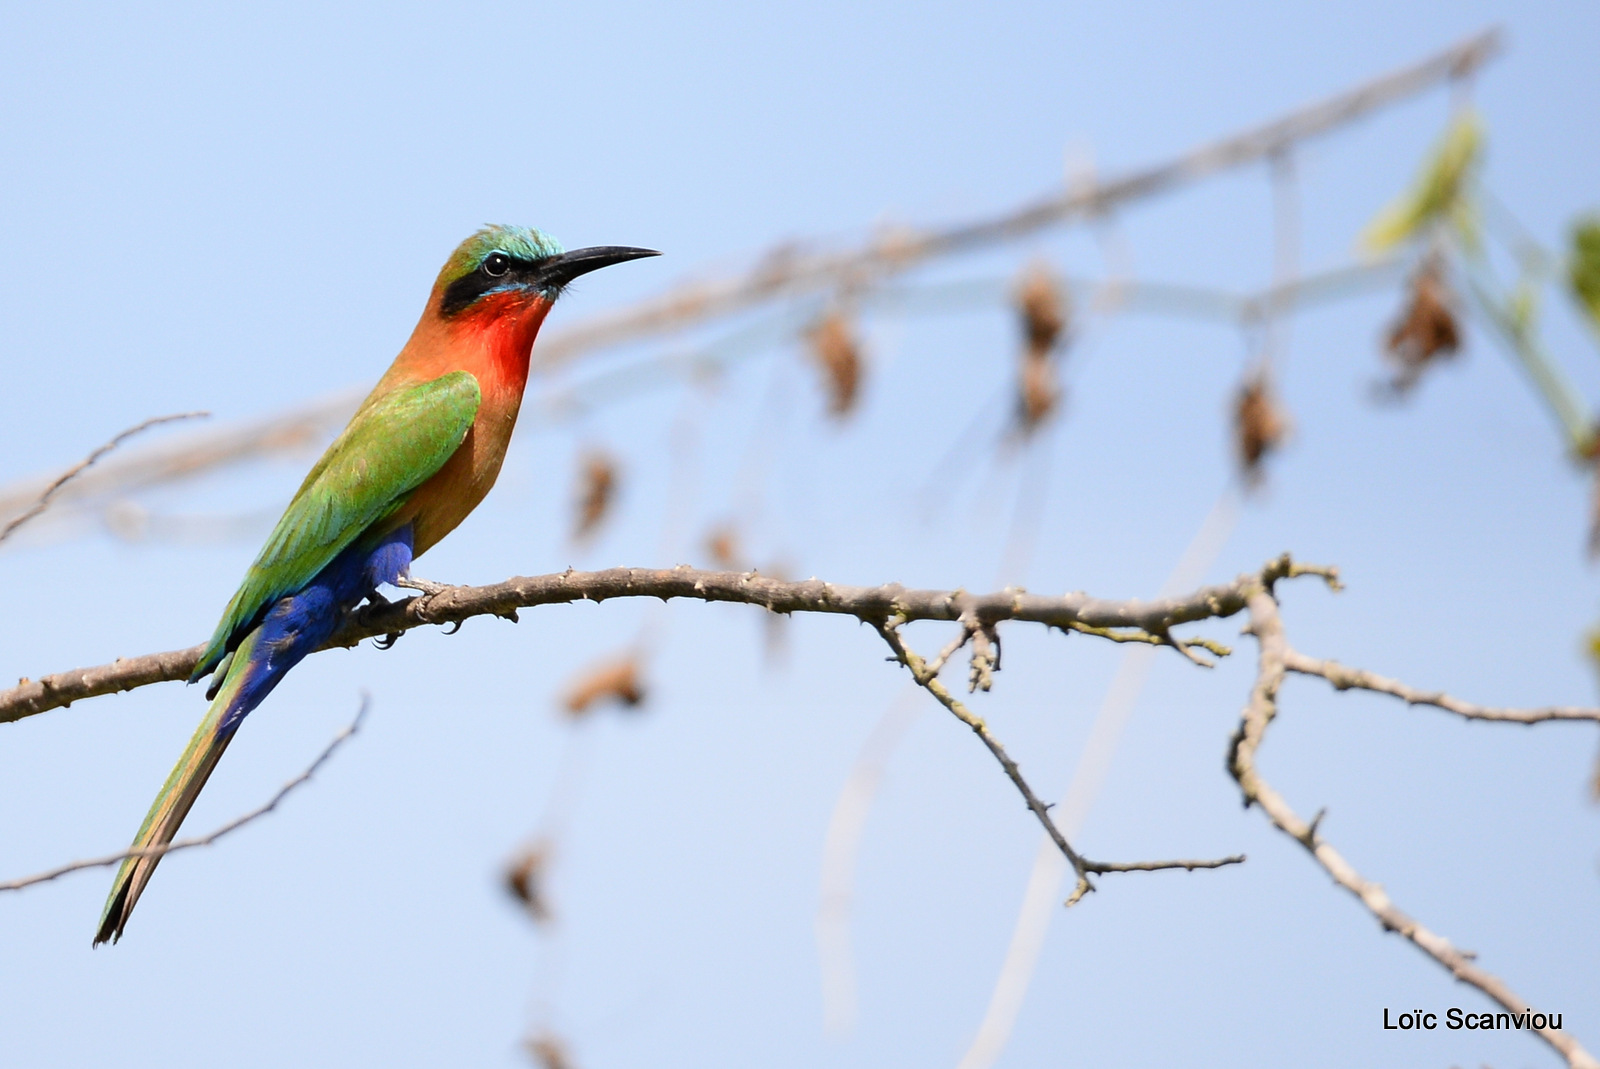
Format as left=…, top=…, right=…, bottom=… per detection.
left=536, top=246, right=660, bottom=289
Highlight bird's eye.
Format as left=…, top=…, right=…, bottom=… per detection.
left=483, top=252, right=511, bottom=278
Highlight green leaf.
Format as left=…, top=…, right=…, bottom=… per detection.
left=1362, top=111, right=1483, bottom=252
left=1569, top=215, right=1600, bottom=327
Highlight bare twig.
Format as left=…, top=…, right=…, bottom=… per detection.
left=0, top=33, right=1495, bottom=530
left=873, top=619, right=1091, bottom=893
left=2, top=557, right=1318, bottom=726
left=1284, top=649, right=1600, bottom=723
left=1082, top=855, right=1246, bottom=875
left=956, top=488, right=1241, bottom=1069
left=0, top=412, right=208, bottom=544
left=0, top=696, right=367, bottom=893
left=874, top=618, right=1244, bottom=908
left=925, top=619, right=979, bottom=677
left=1229, top=586, right=1600, bottom=1069
left=529, top=30, right=1500, bottom=371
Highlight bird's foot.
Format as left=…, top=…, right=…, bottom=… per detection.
left=394, top=574, right=457, bottom=625
left=352, top=593, right=405, bottom=649
left=395, top=575, right=454, bottom=597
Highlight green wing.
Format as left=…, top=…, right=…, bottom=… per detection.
left=191, top=371, right=481, bottom=681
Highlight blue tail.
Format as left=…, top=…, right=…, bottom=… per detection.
left=94, top=527, right=414, bottom=945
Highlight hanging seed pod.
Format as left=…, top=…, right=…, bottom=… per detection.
left=1384, top=256, right=1461, bottom=393
left=572, top=450, right=618, bottom=542
left=1234, top=371, right=1287, bottom=485
left=705, top=523, right=743, bottom=569
left=1014, top=262, right=1070, bottom=432
left=524, top=1031, right=575, bottom=1069
left=1018, top=352, right=1061, bottom=431
left=561, top=655, right=645, bottom=718
left=504, top=841, right=553, bottom=924
left=1017, top=261, right=1068, bottom=356
left=808, top=311, right=862, bottom=418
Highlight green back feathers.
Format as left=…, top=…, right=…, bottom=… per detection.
left=192, top=371, right=482, bottom=680
left=438, top=225, right=565, bottom=289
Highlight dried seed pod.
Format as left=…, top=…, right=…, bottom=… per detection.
left=1234, top=371, right=1287, bottom=484
left=1018, top=352, right=1061, bottom=431
left=1384, top=257, right=1461, bottom=392
left=524, top=1031, right=575, bottom=1069
left=504, top=841, right=552, bottom=923
left=561, top=655, right=645, bottom=718
left=808, top=311, right=862, bottom=417
left=705, top=523, right=743, bottom=569
left=1014, top=262, right=1070, bottom=432
left=1016, top=261, right=1069, bottom=357
left=572, top=450, right=618, bottom=542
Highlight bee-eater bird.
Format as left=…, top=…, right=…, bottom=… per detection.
left=94, top=226, right=657, bottom=945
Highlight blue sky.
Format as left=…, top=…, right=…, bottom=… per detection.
left=1, top=3, right=1598, bottom=1067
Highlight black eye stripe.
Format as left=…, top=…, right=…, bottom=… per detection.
left=440, top=253, right=543, bottom=316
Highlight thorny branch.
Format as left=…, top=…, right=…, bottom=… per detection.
left=1286, top=649, right=1600, bottom=723
left=873, top=618, right=1243, bottom=907
left=0, top=31, right=1497, bottom=538
left=1228, top=574, right=1600, bottom=1069
left=528, top=29, right=1499, bottom=371
left=2, top=555, right=1325, bottom=725
left=0, top=412, right=208, bottom=545
left=5, top=546, right=1596, bottom=1069
left=0, top=697, right=367, bottom=893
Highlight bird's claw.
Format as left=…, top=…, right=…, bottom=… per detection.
left=374, top=631, right=404, bottom=650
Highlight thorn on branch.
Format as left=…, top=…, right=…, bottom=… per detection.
left=1307, top=807, right=1328, bottom=843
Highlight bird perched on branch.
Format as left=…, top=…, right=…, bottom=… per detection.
left=95, top=226, right=657, bottom=944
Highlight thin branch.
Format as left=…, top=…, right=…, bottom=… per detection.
left=2, top=556, right=1320, bottom=726
left=872, top=619, right=1091, bottom=894
left=1460, top=262, right=1594, bottom=457
left=0, top=696, right=367, bottom=893
left=1229, top=585, right=1600, bottom=1069
left=0, top=412, right=209, bottom=544
left=0, top=33, right=1497, bottom=527
left=1284, top=649, right=1600, bottom=723
left=925, top=619, right=979, bottom=677
left=530, top=30, right=1500, bottom=371
left=1083, top=855, right=1246, bottom=875
left=874, top=618, right=1244, bottom=908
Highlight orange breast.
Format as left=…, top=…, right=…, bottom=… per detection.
left=381, top=288, right=553, bottom=556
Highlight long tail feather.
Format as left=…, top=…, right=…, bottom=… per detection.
left=94, top=630, right=260, bottom=945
